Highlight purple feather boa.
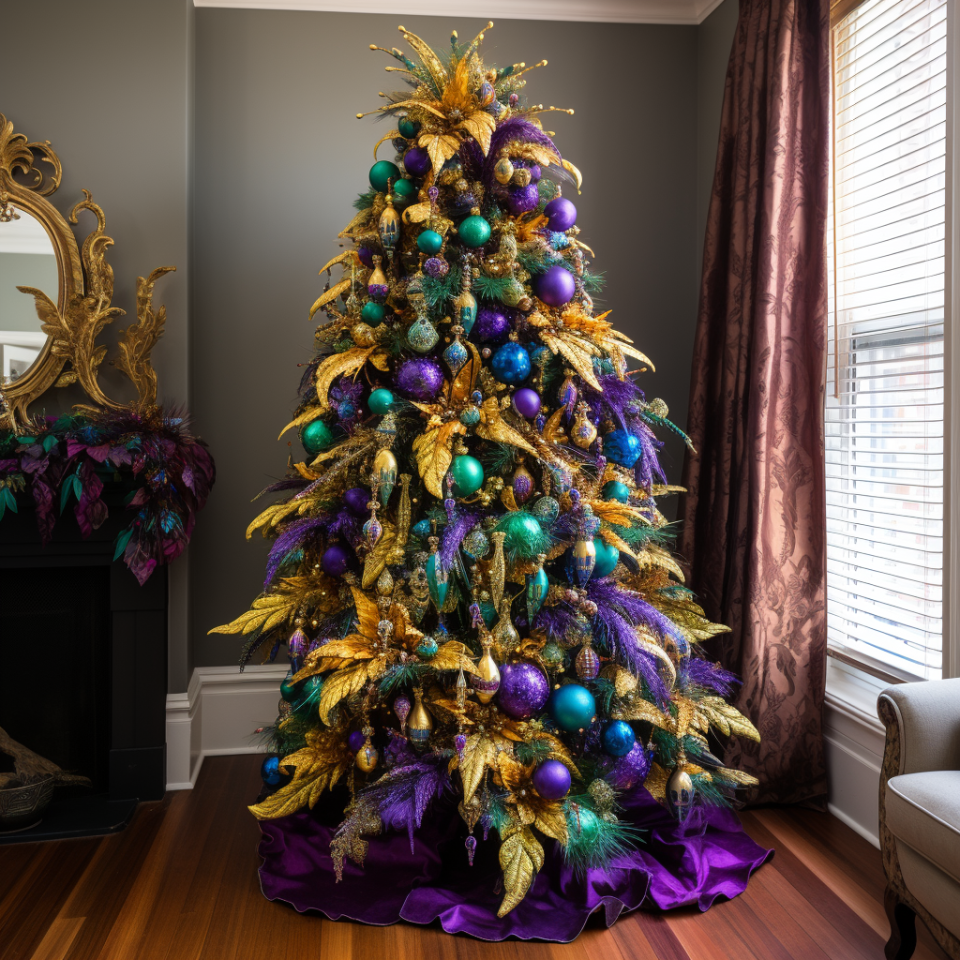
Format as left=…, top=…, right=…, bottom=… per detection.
left=680, top=657, right=740, bottom=698
left=439, top=509, right=483, bottom=571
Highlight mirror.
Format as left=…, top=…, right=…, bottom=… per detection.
left=0, top=206, right=58, bottom=381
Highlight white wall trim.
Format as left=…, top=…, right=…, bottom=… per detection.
left=193, top=0, right=724, bottom=26
left=165, top=664, right=289, bottom=790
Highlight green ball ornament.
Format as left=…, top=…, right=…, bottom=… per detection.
left=549, top=683, right=596, bottom=732
left=458, top=215, right=491, bottom=248
left=398, top=116, right=420, bottom=139
left=368, top=388, right=395, bottom=416
left=369, top=160, right=401, bottom=193
left=542, top=641, right=565, bottom=668
left=417, top=229, right=444, bottom=255
left=361, top=301, right=386, bottom=326
left=451, top=455, right=485, bottom=497
left=392, top=178, right=417, bottom=203
left=602, top=480, right=631, bottom=503
left=301, top=419, right=334, bottom=455
left=459, top=405, right=481, bottom=427
left=497, top=512, right=547, bottom=560
left=573, top=807, right=602, bottom=845
left=280, top=676, right=298, bottom=702
left=417, top=636, right=439, bottom=659
left=592, top=537, right=620, bottom=579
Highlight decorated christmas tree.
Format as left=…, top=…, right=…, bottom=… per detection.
left=212, top=22, right=768, bottom=938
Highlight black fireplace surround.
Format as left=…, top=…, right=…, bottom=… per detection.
left=0, top=484, right=167, bottom=842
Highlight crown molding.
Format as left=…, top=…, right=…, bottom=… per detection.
left=192, top=0, right=728, bottom=27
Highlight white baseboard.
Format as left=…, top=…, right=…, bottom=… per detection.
left=165, top=664, right=289, bottom=790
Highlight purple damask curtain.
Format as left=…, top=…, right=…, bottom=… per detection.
left=678, top=0, right=829, bottom=806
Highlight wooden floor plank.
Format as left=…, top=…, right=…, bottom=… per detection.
left=2, top=755, right=951, bottom=960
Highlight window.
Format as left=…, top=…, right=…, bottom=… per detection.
left=826, top=0, right=947, bottom=681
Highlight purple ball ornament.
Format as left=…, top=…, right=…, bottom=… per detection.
left=357, top=245, right=375, bottom=268
left=475, top=306, right=512, bottom=344
left=395, top=358, right=445, bottom=401
left=533, top=265, right=576, bottom=307
left=507, top=183, right=540, bottom=215
left=348, top=730, right=366, bottom=752
left=532, top=758, right=572, bottom=800
left=423, top=256, right=449, bottom=278
left=497, top=661, right=550, bottom=720
left=403, top=146, right=432, bottom=178
left=544, top=197, right=578, bottom=232
left=512, top=387, right=541, bottom=419
left=605, top=742, right=652, bottom=792
left=321, top=543, right=351, bottom=577
left=343, top=487, right=370, bottom=515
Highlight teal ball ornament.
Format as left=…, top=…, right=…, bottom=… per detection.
left=417, top=229, right=444, bottom=255
left=368, top=388, right=395, bottom=416
left=412, top=519, right=432, bottom=539
left=451, top=455, right=485, bottom=497
left=531, top=496, right=560, bottom=526
left=398, top=116, right=420, bottom=139
left=417, top=636, right=439, bottom=659
left=592, top=537, right=620, bottom=579
left=301, top=419, right=334, bottom=455
left=549, top=683, right=596, bottom=732
left=458, top=214, right=492, bottom=248
left=498, top=512, right=545, bottom=559
left=392, top=178, right=417, bottom=204
left=490, top=343, right=531, bottom=385
left=459, top=404, right=481, bottom=427
left=369, top=160, right=401, bottom=192
left=604, top=429, right=641, bottom=468
left=280, top=676, right=298, bottom=702
left=361, top=301, right=386, bottom=326
left=602, top=720, right=636, bottom=757
left=573, top=807, right=602, bottom=844
left=602, top=480, right=630, bottom=503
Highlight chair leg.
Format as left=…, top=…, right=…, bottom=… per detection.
left=884, top=885, right=917, bottom=960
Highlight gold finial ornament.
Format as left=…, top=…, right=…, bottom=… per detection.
left=474, top=635, right=501, bottom=704
left=489, top=531, right=507, bottom=609
left=408, top=688, right=433, bottom=746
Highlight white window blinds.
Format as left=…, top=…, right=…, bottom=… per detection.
left=826, top=0, right=947, bottom=680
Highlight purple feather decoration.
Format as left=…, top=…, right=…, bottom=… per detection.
left=585, top=375, right=642, bottom=432
left=264, top=516, right=326, bottom=587
left=439, top=510, right=482, bottom=571
left=534, top=604, right=578, bottom=642
left=680, top=657, right=740, bottom=697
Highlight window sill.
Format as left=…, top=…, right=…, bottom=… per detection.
left=824, top=657, right=888, bottom=735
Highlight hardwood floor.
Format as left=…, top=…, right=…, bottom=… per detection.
left=0, top=755, right=950, bottom=960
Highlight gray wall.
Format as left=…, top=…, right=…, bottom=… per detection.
left=190, top=10, right=702, bottom=668
left=0, top=0, right=195, bottom=690
left=0, top=254, right=58, bottom=331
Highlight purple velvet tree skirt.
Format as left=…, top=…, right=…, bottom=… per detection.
left=257, top=786, right=773, bottom=942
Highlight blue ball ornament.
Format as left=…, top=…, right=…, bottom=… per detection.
left=490, top=342, right=531, bottom=385
left=261, top=755, right=283, bottom=786
left=602, top=480, right=631, bottom=503
left=592, top=537, right=620, bottom=579
left=602, top=720, right=636, bottom=757
left=604, top=429, right=642, bottom=468
left=549, top=684, right=597, bottom=732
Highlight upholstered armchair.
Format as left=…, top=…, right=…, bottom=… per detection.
left=878, top=680, right=960, bottom=960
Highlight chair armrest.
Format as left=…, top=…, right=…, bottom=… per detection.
left=877, top=679, right=960, bottom=777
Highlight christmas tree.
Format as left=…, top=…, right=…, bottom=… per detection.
left=212, top=22, right=763, bottom=930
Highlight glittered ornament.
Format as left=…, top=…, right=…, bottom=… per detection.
left=367, top=256, right=389, bottom=300
left=356, top=738, right=379, bottom=773
left=363, top=514, right=383, bottom=547
left=512, top=387, right=541, bottom=419
left=403, top=145, right=432, bottom=177
left=473, top=638, right=501, bottom=704
left=261, top=756, right=283, bottom=786
left=368, top=388, right=395, bottom=416
left=357, top=245, right=375, bottom=268
left=544, top=196, right=578, bottom=232
left=417, top=635, right=439, bottom=659
left=443, top=330, right=469, bottom=376
left=602, top=720, right=636, bottom=758
left=549, top=683, right=596, bottom=732
left=451, top=455, right=485, bottom=497
left=408, top=690, right=433, bottom=746
left=532, top=759, right=571, bottom=800
left=458, top=214, right=491, bottom=248
left=533, top=265, right=576, bottom=307
left=541, top=641, right=565, bottom=668
left=490, top=342, right=531, bottom=385
left=592, top=537, right=620, bottom=579
left=500, top=277, right=527, bottom=307
left=497, top=661, right=550, bottom=720
left=395, top=358, right=444, bottom=400
left=575, top=641, right=600, bottom=680
left=397, top=116, right=420, bottom=139
left=507, top=183, right=540, bottom=215
left=321, top=543, right=351, bottom=577
left=373, top=448, right=398, bottom=504
left=417, top=229, right=444, bottom=255
left=492, top=598, right=520, bottom=651
left=606, top=742, right=652, bottom=791
left=475, top=306, right=511, bottom=344
left=459, top=405, right=481, bottom=427
left=361, top=301, right=386, bottom=326
left=494, top=154, right=515, bottom=185
left=602, top=480, right=631, bottom=503
left=301, top=419, right=334, bottom=455
left=462, top=525, right=490, bottom=559
left=407, top=314, right=440, bottom=353
left=531, top=496, right=560, bottom=526
left=393, top=694, right=412, bottom=732
left=571, top=403, right=598, bottom=450
left=465, top=834, right=477, bottom=866
left=604, top=429, right=642, bottom=468
left=369, top=159, right=400, bottom=192
left=424, top=256, right=449, bottom=277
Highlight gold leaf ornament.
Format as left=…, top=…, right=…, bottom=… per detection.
left=315, top=347, right=380, bottom=411
left=418, top=132, right=461, bottom=176
left=497, top=823, right=545, bottom=917
left=318, top=661, right=370, bottom=723
left=412, top=418, right=466, bottom=499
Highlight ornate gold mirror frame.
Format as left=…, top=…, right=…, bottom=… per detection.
left=0, top=113, right=173, bottom=429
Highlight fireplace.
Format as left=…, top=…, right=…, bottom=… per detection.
left=0, top=484, right=168, bottom=843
